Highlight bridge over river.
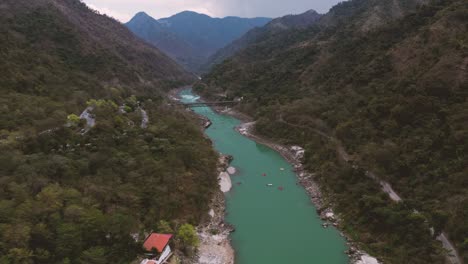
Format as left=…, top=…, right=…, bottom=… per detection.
left=176, top=101, right=239, bottom=108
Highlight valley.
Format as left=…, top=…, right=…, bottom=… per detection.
left=0, top=0, right=466, bottom=263
left=179, top=88, right=349, bottom=264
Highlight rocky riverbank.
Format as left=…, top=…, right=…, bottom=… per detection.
left=172, top=88, right=379, bottom=264
left=194, top=154, right=235, bottom=264
left=170, top=89, right=235, bottom=264
left=232, top=118, right=380, bottom=264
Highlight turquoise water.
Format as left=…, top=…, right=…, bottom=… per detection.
left=180, top=89, right=348, bottom=264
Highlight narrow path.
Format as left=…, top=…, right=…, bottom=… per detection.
left=365, top=171, right=402, bottom=202
left=335, top=141, right=460, bottom=264
left=438, top=233, right=462, bottom=264
left=140, top=108, right=149, bottom=129
left=280, top=116, right=462, bottom=264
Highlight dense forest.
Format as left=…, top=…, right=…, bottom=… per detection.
left=0, top=0, right=217, bottom=263
left=198, top=0, right=467, bottom=263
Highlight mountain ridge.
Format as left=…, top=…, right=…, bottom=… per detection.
left=125, top=11, right=271, bottom=73
left=202, top=9, right=323, bottom=72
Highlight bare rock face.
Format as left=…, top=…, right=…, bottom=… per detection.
left=291, top=145, right=305, bottom=160
left=204, top=120, right=213, bottom=129
left=218, top=172, right=232, bottom=193
left=226, top=166, right=236, bottom=175
left=353, top=254, right=380, bottom=264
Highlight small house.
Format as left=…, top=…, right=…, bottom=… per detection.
left=140, top=233, right=173, bottom=264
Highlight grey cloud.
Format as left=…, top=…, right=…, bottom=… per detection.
left=217, top=0, right=343, bottom=17
left=83, top=0, right=344, bottom=22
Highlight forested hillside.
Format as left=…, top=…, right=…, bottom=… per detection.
left=198, top=0, right=468, bottom=262
left=0, top=0, right=217, bottom=263
left=203, top=9, right=322, bottom=71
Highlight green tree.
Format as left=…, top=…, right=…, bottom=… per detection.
left=56, top=224, right=83, bottom=259
left=67, top=114, right=81, bottom=126
left=36, top=184, right=64, bottom=212
left=177, top=224, right=199, bottom=248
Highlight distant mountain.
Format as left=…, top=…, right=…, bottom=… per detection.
left=203, top=9, right=322, bottom=71
left=126, top=12, right=198, bottom=71
left=126, top=11, right=271, bottom=72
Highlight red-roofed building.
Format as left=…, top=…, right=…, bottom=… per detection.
left=141, top=233, right=173, bottom=264
left=143, top=233, right=173, bottom=252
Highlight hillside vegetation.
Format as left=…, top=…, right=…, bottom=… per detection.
left=0, top=0, right=217, bottom=263
left=203, top=9, right=322, bottom=72
left=198, top=0, right=468, bottom=262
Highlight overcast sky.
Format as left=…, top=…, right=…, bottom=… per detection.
left=82, top=0, right=344, bottom=22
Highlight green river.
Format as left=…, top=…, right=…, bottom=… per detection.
left=180, top=89, right=349, bottom=264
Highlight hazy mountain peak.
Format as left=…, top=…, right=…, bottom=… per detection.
left=304, top=9, right=321, bottom=15
left=171, top=10, right=211, bottom=19
left=134, top=11, right=150, bottom=18
left=126, top=11, right=271, bottom=72
left=128, top=11, right=159, bottom=24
